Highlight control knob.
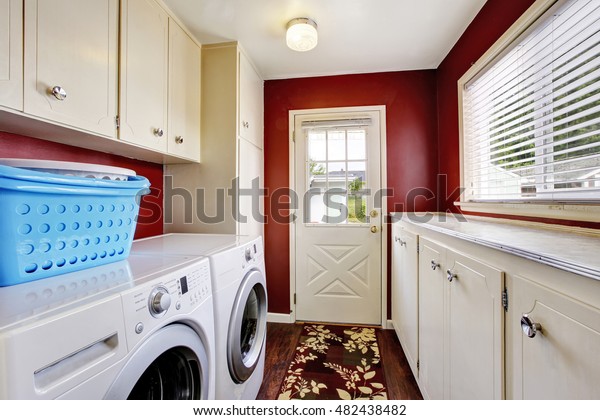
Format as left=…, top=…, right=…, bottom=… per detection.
left=149, top=286, right=171, bottom=317
left=245, top=247, right=254, bottom=262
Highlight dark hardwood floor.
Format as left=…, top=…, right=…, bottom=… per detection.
left=256, top=322, right=422, bottom=400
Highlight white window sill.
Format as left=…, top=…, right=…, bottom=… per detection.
left=455, top=201, right=600, bottom=223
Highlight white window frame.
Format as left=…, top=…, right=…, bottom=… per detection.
left=457, top=0, right=600, bottom=223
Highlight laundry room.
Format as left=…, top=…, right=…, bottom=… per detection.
left=0, top=0, right=599, bottom=411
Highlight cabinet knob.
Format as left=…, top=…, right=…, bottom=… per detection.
left=521, top=314, right=542, bottom=338
left=242, top=121, right=249, bottom=129
left=431, top=260, right=440, bottom=271
left=175, top=136, right=184, bottom=144
left=50, top=86, right=67, bottom=101
left=153, top=128, right=164, bottom=137
left=446, top=269, right=457, bottom=282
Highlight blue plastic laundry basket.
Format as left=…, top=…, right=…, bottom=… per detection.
left=0, top=164, right=150, bottom=286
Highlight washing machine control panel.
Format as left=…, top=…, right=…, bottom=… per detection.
left=120, top=258, right=211, bottom=348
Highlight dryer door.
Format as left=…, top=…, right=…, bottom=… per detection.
left=105, top=323, right=209, bottom=399
left=227, top=269, right=268, bottom=383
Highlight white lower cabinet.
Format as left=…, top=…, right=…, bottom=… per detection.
left=393, top=216, right=600, bottom=400
left=391, top=224, right=419, bottom=380
left=417, top=238, right=445, bottom=400
left=510, top=274, right=600, bottom=399
left=417, top=237, right=504, bottom=399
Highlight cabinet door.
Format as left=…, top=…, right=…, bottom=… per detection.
left=418, top=238, right=445, bottom=400
left=238, top=50, right=263, bottom=149
left=23, top=0, right=118, bottom=136
left=120, top=0, right=168, bottom=152
left=511, top=275, right=600, bottom=399
left=391, top=224, right=419, bottom=379
left=238, top=137, right=264, bottom=238
left=168, top=20, right=200, bottom=161
left=0, top=0, right=22, bottom=110
left=446, top=250, right=504, bottom=399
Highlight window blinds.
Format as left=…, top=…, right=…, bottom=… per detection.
left=301, top=118, right=372, bottom=129
left=463, top=0, right=600, bottom=202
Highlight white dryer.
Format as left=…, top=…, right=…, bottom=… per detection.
left=0, top=253, right=215, bottom=399
left=131, top=234, right=268, bottom=400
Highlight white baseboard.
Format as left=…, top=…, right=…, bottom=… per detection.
left=267, top=312, right=294, bottom=324
left=385, top=319, right=394, bottom=330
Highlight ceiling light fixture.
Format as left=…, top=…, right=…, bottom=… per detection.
left=286, top=18, right=318, bottom=52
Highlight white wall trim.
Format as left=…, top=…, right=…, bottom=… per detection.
left=267, top=312, right=294, bottom=324
left=385, top=319, right=394, bottom=330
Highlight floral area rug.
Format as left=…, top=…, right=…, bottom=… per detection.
left=277, top=324, right=388, bottom=400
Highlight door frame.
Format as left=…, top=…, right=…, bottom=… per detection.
left=288, top=105, right=388, bottom=326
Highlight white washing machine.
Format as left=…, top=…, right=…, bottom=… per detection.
left=0, top=253, right=215, bottom=399
left=131, top=234, right=268, bottom=400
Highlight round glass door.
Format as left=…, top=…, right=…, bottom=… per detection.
left=105, top=324, right=209, bottom=400
left=128, top=346, right=201, bottom=399
left=227, top=269, right=267, bottom=383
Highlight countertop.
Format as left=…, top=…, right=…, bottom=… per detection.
left=391, top=213, right=600, bottom=281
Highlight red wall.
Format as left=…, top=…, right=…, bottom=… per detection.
left=437, top=0, right=536, bottom=214
left=0, top=132, right=163, bottom=238
left=264, top=71, right=438, bottom=315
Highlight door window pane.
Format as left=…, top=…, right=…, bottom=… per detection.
left=306, top=127, right=369, bottom=224
left=348, top=130, right=366, bottom=160
left=308, top=131, right=326, bottom=161
left=327, top=131, right=346, bottom=161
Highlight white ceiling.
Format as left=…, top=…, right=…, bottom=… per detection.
left=163, top=0, right=487, bottom=80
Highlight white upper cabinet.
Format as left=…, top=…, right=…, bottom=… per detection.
left=167, top=19, right=200, bottom=160
left=119, top=0, right=201, bottom=161
left=165, top=42, right=263, bottom=236
left=119, top=0, right=169, bottom=153
left=23, top=0, right=118, bottom=137
left=0, top=0, right=23, bottom=110
left=238, top=50, right=263, bottom=149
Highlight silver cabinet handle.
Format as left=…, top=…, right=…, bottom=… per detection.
left=50, top=86, right=67, bottom=101
left=153, top=128, right=164, bottom=137
left=175, top=136, right=184, bottom=144
left=431, top=260, right=440, bottom=271
left=521, top=314, right=542, bottom=338
left=446, top=269, right=457, bottom=282
left=394, top=236, right=406, bottom=246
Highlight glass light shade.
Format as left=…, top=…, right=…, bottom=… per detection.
left=286, top=18, right=318, bottom=52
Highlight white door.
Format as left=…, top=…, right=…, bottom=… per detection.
left=293, top=107, right=385, bottom=325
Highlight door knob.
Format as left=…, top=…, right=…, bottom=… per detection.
left=370, top=209, right=379, bottom=217
left=521, top=314, right=542, bottom=338
left=370, top=226, right=379, bottom=233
